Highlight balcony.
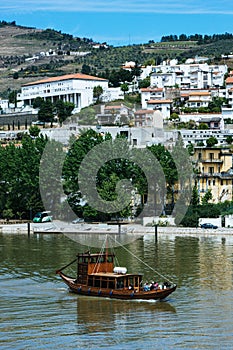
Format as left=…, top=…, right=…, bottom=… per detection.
left=201, top=159, right=223, bottom=163
left=197, top=172, right=233, bottom=179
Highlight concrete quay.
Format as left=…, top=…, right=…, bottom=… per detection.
left=0, top=220, right=233, bottom=237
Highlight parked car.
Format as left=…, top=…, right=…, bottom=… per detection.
left=33, top=211, right=53, bottom=223
left=200, top=223, right=218, bottom=229
left=32, top=120, right=45, bottom=126
left=72, top=218, right=84, bottom=224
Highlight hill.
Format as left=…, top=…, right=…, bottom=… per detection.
left=1, top=21, right=233, bottom=97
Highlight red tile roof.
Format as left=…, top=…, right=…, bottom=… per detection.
left=135, top=109, right=154, bottom=115
left=147, top=99, right=172, bottom=104
left=225, top=77, right=233, bottom=84
left=22, top=73, right=108, bottom=86
left=189, top=91, right=211, bottom=96
left=140, top=88, right=163, bottom=92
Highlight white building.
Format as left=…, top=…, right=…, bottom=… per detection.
left=146, top=99, right=173, bottom=119
left=134, top=110, right=163, bottom=128
left=0, top=99, right=9, bottom=111
left=150, top=63, right=227, bottom=89
left=179, top=128, right=233, bottom=147
left=141, top=88, right=165, bottom=108
left=184, top=91, right=212, bottom=108
left=17, top=73, right=109, bottom=111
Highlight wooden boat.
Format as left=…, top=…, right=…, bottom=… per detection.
left=56, top=250, right=177, bottom=300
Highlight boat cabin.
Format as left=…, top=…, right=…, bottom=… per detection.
left=76, top=252, right=142, bottom=292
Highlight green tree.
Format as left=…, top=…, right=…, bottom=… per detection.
left=8, top=90, right=18, bottom=107
left=29, top=125, right=40, bottom=137
left=169, top=112, right=179, bottom=121
left=32, top=97, right=44, bottom=109
left=55, top=100, right=74, bottom=125
left=93, top=85, right=103, bottom=102
left=202, top=189, right=212, bottom=205
left=138, top=76, right=150, bottom=89
left=191, top=185, right=199, bottom=206
left=206, top=136, right=218, bottom=147
left=81, top=64, right=91, bottom=74
left=121, top=83, right=129, bottom=95
left=226, top=135, right=233, bottom=144
left=38, top=100, right=55, bottom=122
left=198, top=123, right=208, bottom=130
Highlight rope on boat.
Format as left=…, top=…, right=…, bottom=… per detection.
left=107, top=235, right=175, bottom=285
left=56, top=257, right=78, bottom=273
left=92, top=235, right=108, bottom=273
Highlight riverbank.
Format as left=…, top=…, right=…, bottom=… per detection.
left=1, top=220, right=233, bottom=236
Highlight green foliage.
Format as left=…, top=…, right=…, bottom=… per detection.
left=201, top=189, right=212, bottom=205
left=32, top=97, right=44, bottom=109
left=191, top=186, right=199, bottom=206
left=29, top=125, right=40, bottom=137
left=206, top=136, right=218, bottom=147
left=8, top=90, right=18, bottom=106
left=2, top=209, right=14, bottom=221
left=38, top=100, right=54, bottom=122
left=186, top=143, right=194, bottom=156
left=0, top=134, right=48, bottom=219
left=179, top=202, right=221, bottom=227
left=93, top=85, right=103, bottom=102
left=226, top=135, right=233, bottom=144
left=138, top=77, right=150, bottom=89
left=81, top=64, right=91, bottom=74
left=75, top=106, right=97, bottom=125
left=55, top=100, right=74, bottom=124
left=169, top=112, right=179, bottom=121
left=208, top=97, right=228, bottom=112
left=148, top=144, right=178, bottom=186
left=198, top=123, right=208, bottom=130
left=120, top=83, right=129, bottom=94
left=178, top=206, right=199, bottom=227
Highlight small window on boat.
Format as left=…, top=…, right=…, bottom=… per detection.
left=94, top=278, right=100, bottom=288
left=91, top=257, right=97, bottom=263
left=88, top=276, right=94, bottom=286
left=101, top=279, right=108, bottom=289
left=116, top=278, right=124, bottom=289
left=108, top=280, right=115, bottom=289
left=107, top=256, right=113, bottom=263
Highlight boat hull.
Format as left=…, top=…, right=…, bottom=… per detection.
left=57, top=271, right=177, bottom=301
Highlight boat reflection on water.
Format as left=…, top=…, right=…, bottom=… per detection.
left=75, top=296, right=176, bottom=332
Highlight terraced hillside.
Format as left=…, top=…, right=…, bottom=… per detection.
left=1, top=22, right=233, bottom=97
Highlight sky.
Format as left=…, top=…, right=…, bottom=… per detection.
left=2, top=1, right=233, bottom=46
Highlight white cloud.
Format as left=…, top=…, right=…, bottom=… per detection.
left=2, top=0, right=233, bottom=15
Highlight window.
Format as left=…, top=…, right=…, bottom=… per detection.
left=209, top=167, right=214, bottom=174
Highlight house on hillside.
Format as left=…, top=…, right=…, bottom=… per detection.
left=194, top=146, right=233, bottom=203
left=146, top=99, right=172, bottom=119
left=134, top=110, right=163, bottom=128
left=17, top=73, right=109, bottom=112
left=184, top=91, right=212, bottom=109
left=140, top=88, right=165, bottom=108
left=96, top=104, right=134, bottom=125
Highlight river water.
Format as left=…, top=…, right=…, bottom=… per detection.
left=1, top=231, right=233, bottom=349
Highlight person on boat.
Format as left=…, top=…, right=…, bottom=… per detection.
left=128, top=284, right=133, bottom=290
left=163, top=281, right=171, bottom=288
left=152, top=282, right=159, bottom=290
left=143, top=282, right=150, bottom=291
